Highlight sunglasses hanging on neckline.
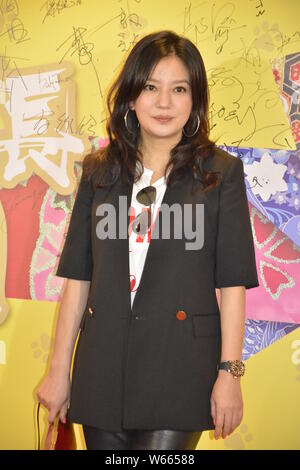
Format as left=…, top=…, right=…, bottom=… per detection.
left=132, top=185, right=157, bottom=235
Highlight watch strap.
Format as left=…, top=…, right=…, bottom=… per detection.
left=218, top=361, right=231, bottom=372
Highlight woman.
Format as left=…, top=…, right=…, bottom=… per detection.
left=37, top=30, right=259, bottom=450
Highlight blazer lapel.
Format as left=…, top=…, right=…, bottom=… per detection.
left=118, top=170, right=192, bottom=315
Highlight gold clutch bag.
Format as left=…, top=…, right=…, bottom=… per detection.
left=36, top=401, right=77, bottom=450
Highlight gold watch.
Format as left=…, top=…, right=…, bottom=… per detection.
left=217, top=360, right=245, bottom=379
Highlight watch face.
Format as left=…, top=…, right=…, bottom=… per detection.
left=230, top=360, right=245, bottom=376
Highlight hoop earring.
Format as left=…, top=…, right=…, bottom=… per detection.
left=182, top=114, right=200, bottom=138
left=124, top=108, right=140, bottom=134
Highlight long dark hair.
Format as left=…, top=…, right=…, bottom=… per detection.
left=83, top=30, right=220, bottom=192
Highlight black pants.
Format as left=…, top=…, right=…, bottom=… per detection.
left=82, top=424, right=202, bottom=450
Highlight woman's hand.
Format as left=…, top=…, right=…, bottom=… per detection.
left=210, top=371, right=243, bottom=440
left=37, top=366, right=71, bottom=425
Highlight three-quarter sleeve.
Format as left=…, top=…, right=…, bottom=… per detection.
left=55, top=166, right=94, bottom=281
left=214, top=156, right=259, bottom=289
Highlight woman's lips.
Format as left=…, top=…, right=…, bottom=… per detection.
left=153, top=117, right=173, bottom=123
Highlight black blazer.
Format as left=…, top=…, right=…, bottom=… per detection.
left=56, top=147, right=259, bottom=433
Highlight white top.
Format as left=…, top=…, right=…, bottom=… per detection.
left=129, top=161, right=170, bottom=308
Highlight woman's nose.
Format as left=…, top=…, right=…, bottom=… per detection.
left=156, top=90, right=172, bottom=107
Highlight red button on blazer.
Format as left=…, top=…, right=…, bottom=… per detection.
left=176, top=310, right=187, bottom=320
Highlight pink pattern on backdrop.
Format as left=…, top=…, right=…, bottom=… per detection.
left=30, top=188, right=72, bottom=301
left=246, top=202, right=300, bottom=323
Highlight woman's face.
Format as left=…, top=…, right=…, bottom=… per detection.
left=129, top=55, right=193, bottom=142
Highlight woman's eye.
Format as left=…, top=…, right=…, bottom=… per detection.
left=144, top=84, right=155, bottom=91
left=175, top=86, right=186, bottom=93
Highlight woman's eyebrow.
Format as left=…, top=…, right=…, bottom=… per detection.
left=147, top=78, right=190, bottom=85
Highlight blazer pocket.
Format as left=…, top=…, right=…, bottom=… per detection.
left=191, top=313, right=221, bottom=337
